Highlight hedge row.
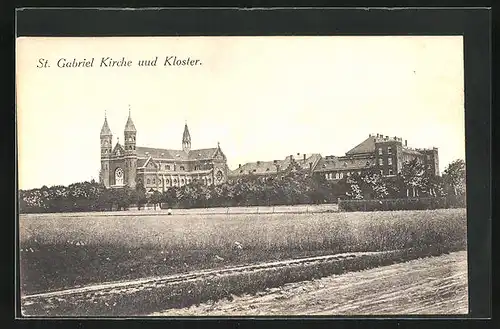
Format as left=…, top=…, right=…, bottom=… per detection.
left=338, top=197, right=459, bottom=212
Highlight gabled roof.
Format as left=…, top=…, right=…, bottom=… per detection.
left=136, top=146, right=218, bottom=161
left=345, top=136, right=376, bottom=155
left=230, top=161, right=279, bottom=176
left=280, top=153, right=322, bottom=171
left=100, top=117, right=112, bottom=136
left=314, top=156, right=375, bottom=172
left=228, top=153, right=322, bottom=177
left=188, top=148, right=218, bottom=160
left=112, top=143, right=125, bottom=156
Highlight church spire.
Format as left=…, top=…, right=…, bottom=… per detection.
left=182, top=122, right=191, bottom=153
left=100, top=111, right=112, bottom=136
left=124, top=105, right=136, bottom=133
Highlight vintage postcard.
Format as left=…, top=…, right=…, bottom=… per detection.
left=16, top=35, right=468, bottom=317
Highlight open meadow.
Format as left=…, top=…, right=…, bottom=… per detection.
left=19, top=208, right=467, bottom=297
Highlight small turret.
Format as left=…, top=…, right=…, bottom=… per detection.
left=182, top=122, right=191, bottom=153
left=100, top=111, right=112, bottom=156
left=100, top=111, right=112, bottom=187
left=124, top=105, right=137, bottom=153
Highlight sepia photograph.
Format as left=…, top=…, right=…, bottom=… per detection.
left=16, top=35, right=468, bottom=317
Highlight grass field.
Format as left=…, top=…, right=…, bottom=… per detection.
left=19, top=208, right=467, bottom=295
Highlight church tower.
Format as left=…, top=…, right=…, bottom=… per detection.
left=182, top=122, right=191, bottom=153
left=124, top=106, right=137, bottom=188
left=100, top=112, right=112, bottom=187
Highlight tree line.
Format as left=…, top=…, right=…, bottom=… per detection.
left=19, top=159, right=466, bottom=213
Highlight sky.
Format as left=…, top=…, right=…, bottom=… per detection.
left=16, top=36, right=465, bottom=190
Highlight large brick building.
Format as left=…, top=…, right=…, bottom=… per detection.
left=314, top=134, right=439, bottom=182
left=99, top=110, right=229, bottom=192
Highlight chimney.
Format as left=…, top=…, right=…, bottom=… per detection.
left=405, top=140, right=407, bottom=146
left=257, top=161, right=261, bottom=165
left=303, top=154, right=306, bottom=162
left=290, top=154, right=293, bottom=161
left=273, top=160, right=278, bottom=164
left=309, top=162, right=312, bottom=170
left=238, top=164, right=241, bottom=168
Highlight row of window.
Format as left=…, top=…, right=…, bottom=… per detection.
left=325, top=169, right=397, bottom=180
left=378, top=158, right=393, bottom=166
left=155, top=164, right=186, bottom=171
left=378, top=147, right=393, bottom=155
left=325, top=171, right=362, bottom=180
left=146, top=177, right=212, bottom=185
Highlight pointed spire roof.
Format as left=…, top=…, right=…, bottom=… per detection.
left=124, top=105, right=136, bottom=133
left=182, top=122, right=191, bottom=143
left=100, top=111, right=112, bottom=136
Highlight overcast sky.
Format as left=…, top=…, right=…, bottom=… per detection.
left=16, top=36, right=465, bottom=190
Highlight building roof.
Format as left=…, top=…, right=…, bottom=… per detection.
left=136, top=146, right=218, bottom=161
left=402, top=148, right=423, bottom=156
left=112, top=142, right=125, bottom=156
left=229, top=153, right=322, bottom=177
left=231, top=161, right=279, bottom=176
left=314, top=156, right=375, bottom=172
left=182, top=123, right=191, bottom=143
left=124, top=111, right=136, bottom=133
left=280, top=153, right=322, bottom=171
left=100, top=117, right=112, bottom=136
left=345, top=136, right=376, bottom=155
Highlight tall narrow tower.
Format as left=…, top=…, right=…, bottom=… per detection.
left=124, top=106, right=137, bottom=188
left=100, top=112, right=112, bottom=187
left=182, top=122, right=191, bottom=153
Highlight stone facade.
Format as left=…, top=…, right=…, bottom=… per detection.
left=99, top=112, right=229, bottom=192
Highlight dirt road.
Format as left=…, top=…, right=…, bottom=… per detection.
left=151, top=251, right=468, bottom=316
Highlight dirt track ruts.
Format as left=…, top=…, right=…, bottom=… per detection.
left=21, top=250, right=384, bottom=310
left=150, top=251, right=468, bottom=316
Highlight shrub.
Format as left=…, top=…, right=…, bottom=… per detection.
left=338, top=197, right=449, bottom=212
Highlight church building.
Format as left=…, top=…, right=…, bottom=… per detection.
left=99, top=109, right=229, bottom=192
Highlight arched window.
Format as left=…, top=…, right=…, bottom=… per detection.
left=147, top=179, right=150, bottom=184
left=180, top=166, right=185, bottom=171
left=115, top=168, right=124, bottom=186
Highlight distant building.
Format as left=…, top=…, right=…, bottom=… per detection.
left=99, top=109, right=229, bottom=192
left=314, top=133, right=439, bottom=181
left=228, top=153, right=322, bottom=179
